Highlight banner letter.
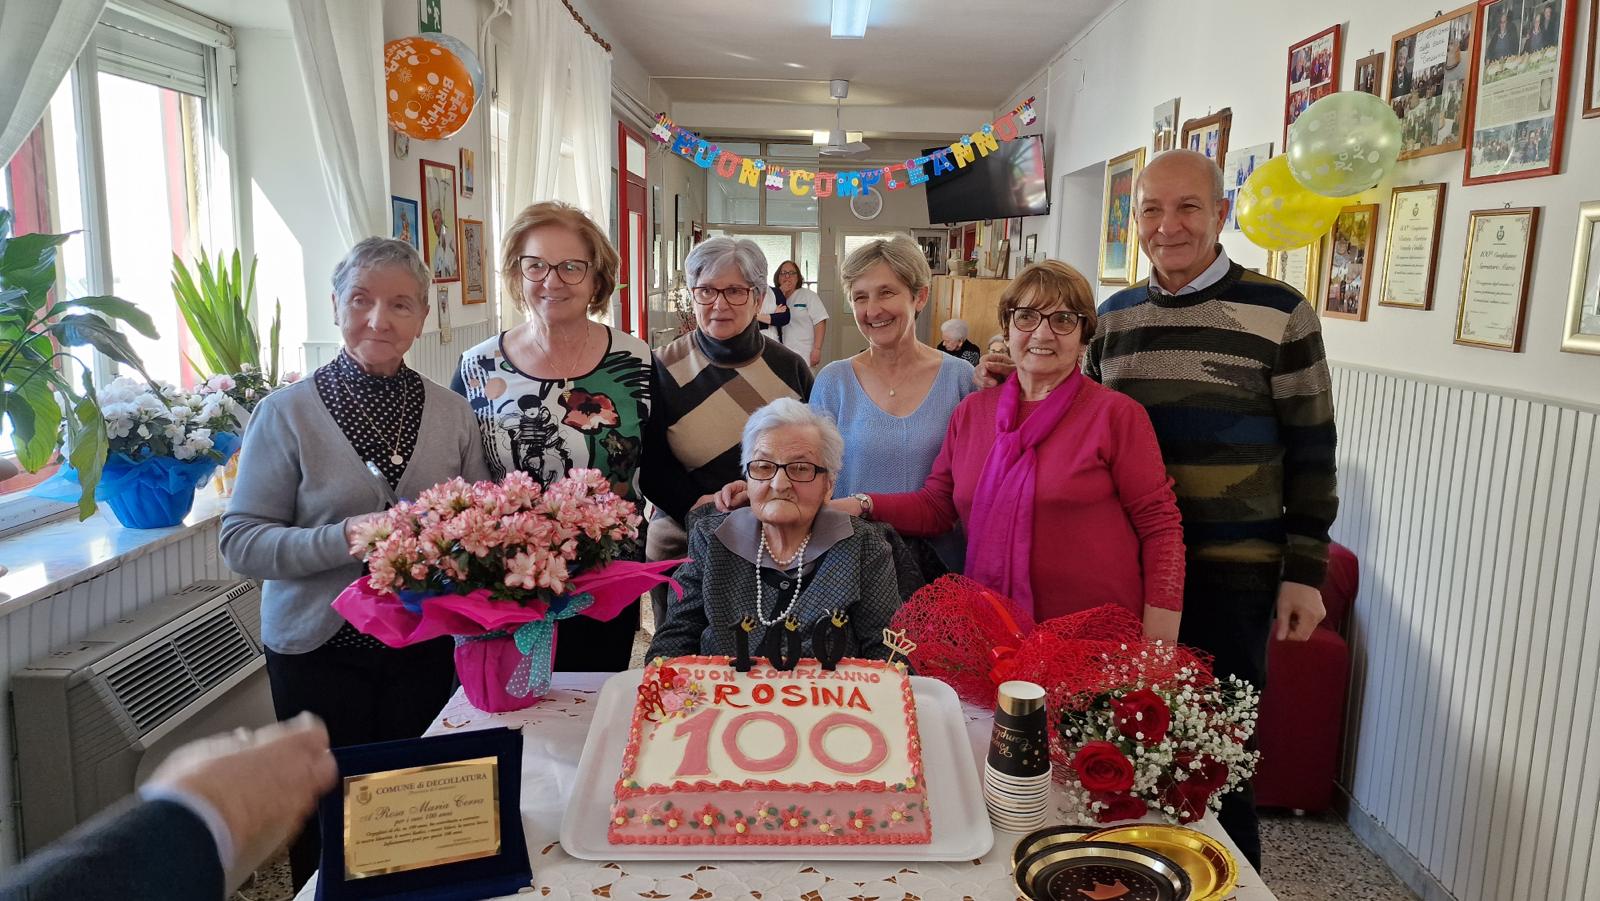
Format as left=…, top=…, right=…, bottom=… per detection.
left=929, top=150, right=955, bottom=176
left=905, top=157, right=930, bottom=185
left=738, top=158, right=761, bottom=187
left=813, top=171, right=837, bottom=198
left=971, top=128, right=1000, bottom=157
left=789, top=170, right=814, bottom=196
left=694, top=140, right=720, bottom=169
left=993, top=113, right=1019, bottom=142
left=949, top=140, right=976, bottom=168
left=715, top=151, right=741, bottom=178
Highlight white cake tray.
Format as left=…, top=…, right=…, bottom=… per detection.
left=560, top=669, right=994, bottom=861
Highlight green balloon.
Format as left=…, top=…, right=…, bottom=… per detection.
left=1287, top=92, right=1402, bottom=197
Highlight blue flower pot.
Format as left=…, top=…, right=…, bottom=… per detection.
left=105, top=479, right=199, bottom=529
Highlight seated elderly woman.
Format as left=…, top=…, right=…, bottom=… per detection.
left=646, top=399, right=907, bottom=661
left=938, top=318, right=982, bottom=365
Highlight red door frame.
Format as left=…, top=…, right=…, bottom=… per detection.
left=616, top=122, right=648, bottom=339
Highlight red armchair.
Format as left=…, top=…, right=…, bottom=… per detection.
left=1253, top=542, right=1359, bottom=812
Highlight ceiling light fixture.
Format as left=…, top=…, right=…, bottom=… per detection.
left=813, top=130, right=863, bottom=145
left=830, top=0, right=870, bottom=38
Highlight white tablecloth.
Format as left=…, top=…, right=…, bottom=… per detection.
left=296, top=673, right=1276, bottom=900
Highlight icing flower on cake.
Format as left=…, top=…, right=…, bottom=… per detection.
left=846, top=809, right=873, bottom=832
left=780, top=805, right=810, bottom=830
left=610, top=802, right=630, bottom=827
left=889, top=802, right=913, bottom=823
left=693, top=804, right=722, bottom=829
left=752, top=803, right=779, bottom=828
left=815, top=815, right=841, bottom=835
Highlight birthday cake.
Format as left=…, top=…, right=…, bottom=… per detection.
left=608, top=654, right=931, bottom=845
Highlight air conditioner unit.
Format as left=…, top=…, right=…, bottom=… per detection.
left=12, top=579, right=276, bottom=854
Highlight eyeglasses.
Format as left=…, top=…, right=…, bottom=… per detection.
left=1009, top=307, right=1085, bottom=336
left=518, top=256, right=593, bottom=285
left=776, top=269, right=801, bottom=281
left=691, top=284, right=756, bottom=306
left=744, top=459, right=828, bottom=483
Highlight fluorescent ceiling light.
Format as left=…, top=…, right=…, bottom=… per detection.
left=813, top=130, right=864, bottom=145
left=830, top=0, right=870, bottom=38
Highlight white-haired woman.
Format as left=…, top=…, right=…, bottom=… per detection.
left=221, top=237, right=489, bottom=891
left=641, top=237, right=813, bottom=627
left=939, top=318, right=982, bottom=365
left=452, top=201, right=650, bottom=672
left=647, top=399, right=905, bottom=660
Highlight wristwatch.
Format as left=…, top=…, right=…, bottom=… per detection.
left=850, top=493, right=873, bottom=517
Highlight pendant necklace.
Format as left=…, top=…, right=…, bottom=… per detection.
left=339, top=364, right=414, bottom=470
left=539, top=322, right=592, bottom=403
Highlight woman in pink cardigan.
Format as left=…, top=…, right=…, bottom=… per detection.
left=833, top=261, right=1185, bottom=639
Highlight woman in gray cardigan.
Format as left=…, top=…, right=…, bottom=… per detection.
left=219, top=238, right=488, bottom=891
left=646, top=399, right=912, bottom=662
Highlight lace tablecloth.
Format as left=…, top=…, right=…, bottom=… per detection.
left=296, top=673, right=1276, bottom=900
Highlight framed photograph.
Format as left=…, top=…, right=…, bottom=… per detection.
left=915, top=228, right=949, bottom=275
left=1390, top=6, right=1480, bottom=160
left=691, top=221, right=705, bottom=245
left=420, top=159, right=460, bottom=283
left=1180, top=108, right=1232, bottom=163
left=391, top=196, right=420, bottom=251
left=419, top=0, right=442, bottom=32
left=1024, top=234, right=1038, bottom=265
left=1464, top=0, right=1577, bottom=184
left=1355, top=51, right=1386, bottom=96
left=1380, top=184, right=1446, bottom=309
left=459, top=148, right=475, bottom=198
left=1286, top=25, right=1343, bottom=145
left=1152, top=97, right=1180, bottom=152
left=1586, top=0, right=1600, bottom=116
left=1267, top=239, right=1324, bottom=307
left=435, top=285, right=452, bottom=343
left=1562, top=200, right=1600, bottom=353
left=1222, top=142, right=1272, bottom=230
left=1456, top=207, right=1540, bottom=351
left=459, top=218, right=486, bottom=304
left=1322, top=204, right=1379, bottom=321
left=391, top=130, right=410, bottom=160
left=1098, top=147, right=1145, bottom=286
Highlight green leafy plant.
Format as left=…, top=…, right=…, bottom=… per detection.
left=171, top=249, right=280, bottom=383
left=0, top=208, right=158, bottom=518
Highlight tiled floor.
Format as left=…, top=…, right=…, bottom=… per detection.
left=1258, top=810, right=1419, bottom=900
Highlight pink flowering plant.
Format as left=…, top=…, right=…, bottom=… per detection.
left=333, top=469, right=683, bottom=711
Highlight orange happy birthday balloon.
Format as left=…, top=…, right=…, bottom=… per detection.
left=384, top=35, right=477, bottom=140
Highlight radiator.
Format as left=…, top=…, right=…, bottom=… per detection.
left=10, top=579, right=275, bottom=854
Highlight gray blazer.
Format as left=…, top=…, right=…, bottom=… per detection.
left=220, top=376, right=490, bottom=654
left=646, top=507, right=909, bottom=662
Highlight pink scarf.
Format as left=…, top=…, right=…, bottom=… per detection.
left=964, top=368, right=1084, bottom=615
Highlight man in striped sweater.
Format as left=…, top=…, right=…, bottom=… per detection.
left=1086, top=149, right=1340, bottom=867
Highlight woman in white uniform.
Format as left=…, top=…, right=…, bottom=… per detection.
left=759, top=259, right=828, bottom=368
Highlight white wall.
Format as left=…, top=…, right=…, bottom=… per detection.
left=1005, top=0, right=1600, bottom=409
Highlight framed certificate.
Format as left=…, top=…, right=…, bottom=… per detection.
left=1456, top=207, right=1540, bottom=351
left=1285, top=25, right=1343, bottom=146
left=1380, top=184, right=1446, bottom=309
left=1267, top=239, right=1323, bottom=308
left=1562, top=200, right=1600, bottom=354
left=1098, top=147, right=1145, bottom=286
left=1322, top=204, right=1379, bottom=321
left=1587, top=0, right=1600, bottom=117
left=1462, top=0, right=1578, bottom=185
left=1389, top=5, right=1479, bottom=160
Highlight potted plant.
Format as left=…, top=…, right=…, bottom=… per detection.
left=0, top=208, right=158, bottom=518
left=90, top=377, right=240, bottom=528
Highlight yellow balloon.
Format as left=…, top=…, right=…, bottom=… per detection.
left=1235, top=156, right=1344, bottom=252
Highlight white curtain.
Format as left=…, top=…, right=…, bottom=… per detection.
left=286, top=0, right=390, bottom=246
left=0, top=0, right=107, bottom=168
left=504, top=0, right=612, bottom=225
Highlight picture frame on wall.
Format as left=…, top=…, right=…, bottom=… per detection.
left=391, top=196, right=420, bottom=251
left=1380, top=183, right=1446, bottom=309
left=459, top=148, right=475, bottom=198
left=1560, top=200, right=1600, bottom=354
left=1222, top=142, right=1272, bottom=230
left=419, top=159, right=459, bottom=283
left=1355, top=51, right=1386, bottom=96
left=1152, top=97, right=1180, bottom=152
left=1389, top=5, right=1479, bottom=160
left=1463, top=0, right=1577, bottom=185
left=1180, top=108, right=1232, bottom=164
left=1322, top=204, right=1379, bottom=321
left=1456, top=206, right=1540, bottom=351
left=914, top=228, right=949, bottom=275
left=1585, top=0, right=1600, bottom=116
left=1285, top=25, right=1343, bottom=145
left=1098, top=147, right=1145, bottom=286
left=459, top=218, right=487, bottom=304
left=1024, top=234, right=1038, bottom=265
left=435, top=285, right=452, bottom=343
left=1267, top=239, right=1323, bottom=308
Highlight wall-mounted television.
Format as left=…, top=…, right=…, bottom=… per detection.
left=923, top=133, right=1049, bottom=224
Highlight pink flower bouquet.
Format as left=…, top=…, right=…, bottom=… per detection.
left=333, top=470, right=682, bottom=711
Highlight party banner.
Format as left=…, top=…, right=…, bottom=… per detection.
left=650, top=97, right=1037, bottom=199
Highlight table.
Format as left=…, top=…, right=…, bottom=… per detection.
left=296, top=674, right=1277, bottom=900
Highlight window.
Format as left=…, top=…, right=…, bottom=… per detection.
left=706, top=141, right=821, bottom=229
left=706, top=142, right=760, bottom=226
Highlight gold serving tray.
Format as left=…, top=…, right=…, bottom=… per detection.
left=1086, top=824, right=1238, bottom=901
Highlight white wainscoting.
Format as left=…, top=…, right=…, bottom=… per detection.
left=0, top=520, right=230, bottom=865
left=303, top=318, right=495, bottom=389
left=1330, top=363, right=1600, bottom=901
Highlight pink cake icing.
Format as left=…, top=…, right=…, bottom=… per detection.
left=609, top=655, right=931, bottom=845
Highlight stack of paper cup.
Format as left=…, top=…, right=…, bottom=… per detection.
left=985, top=680, right=1051, bottom=832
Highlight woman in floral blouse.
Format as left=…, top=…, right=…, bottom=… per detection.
left=452, top=201, right=651, bottom=671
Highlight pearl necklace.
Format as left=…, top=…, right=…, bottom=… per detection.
left=755, top=528, right=810, bottom=627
